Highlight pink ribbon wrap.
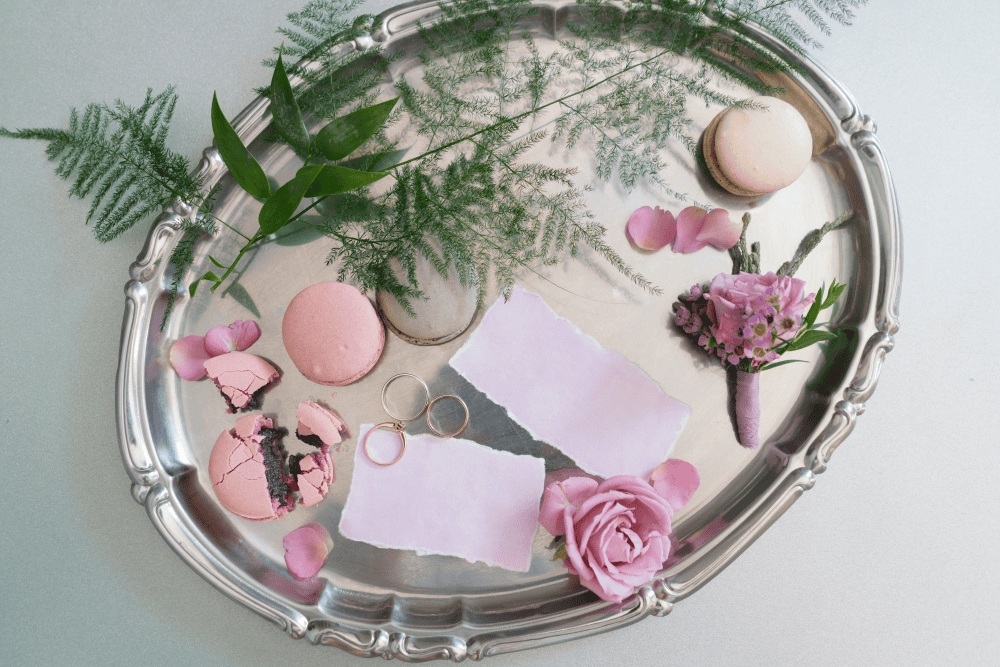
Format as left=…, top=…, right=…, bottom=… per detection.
left=735, top=369, right=761, bottom=449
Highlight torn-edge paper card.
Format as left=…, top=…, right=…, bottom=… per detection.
left=338, top=424, right=545, bottom=572
left=450, top=286, right=691, bottom=479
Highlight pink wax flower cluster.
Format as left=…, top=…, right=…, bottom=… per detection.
left=539, top=460, right=699, bottom=603
left=675, top=272, right=813, bottom=370
left=169, top=319, right=262, bottom=380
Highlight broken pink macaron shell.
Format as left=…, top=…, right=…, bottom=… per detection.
left=203, top=351, right=280, bottom=413
left=287, top=401, right=347, bottom=507
left=283, top=522, right=333, bottom=580
left=291, top=450, right=334, bottom=507
left=209, top=414, right=294, bottom=522
left=627, top=206, right=676, bottom=250
left=282, top=282, right=385, bottom=386
left=672, top=206, right=741, bottom=253
left=289, top=402, right=344, bottom=507
left=204, top=320, right=261, bottom=356
left=169, top=335, right=212, bottom=380
left=296, top=400, right=349, bottom=447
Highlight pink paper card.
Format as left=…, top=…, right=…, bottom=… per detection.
left=338, top=425, right=545, bottom=571
left=450, top=286, right=690, bottom=479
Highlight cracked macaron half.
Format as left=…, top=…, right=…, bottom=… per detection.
left=203, top=352, right=280, bottom=413
left=209, top=414, right=295, bottom=521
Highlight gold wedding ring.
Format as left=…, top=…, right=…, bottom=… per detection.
left=362, top=421, right=407, bottom=467
left=426, top=394, right=469, bottom=438
left=367, top=373, right=470, bottom=466
left=381, top=373, right=430, bottom=422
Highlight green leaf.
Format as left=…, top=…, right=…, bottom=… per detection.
left=189, top=270, right=220, bottom=297
left=270, top=52, right=311, bottom=155
left=211, top=93, right=271, bottom=200
left=258, top=165, right=322, bottom=236
left=822, top=280, right=847, bottom=309
left=757, top=358, right=807, bottom=372
left=804, top=286, right=823, bottom=329
left=783, top=329, right=838, bottom=351
left=304, top=164, right=388, bottom=197
left=208, top=254, right=227, bottom=269
left=272, top=216, right=326, bottom=246
left=551, top=542, right=568, bottom=562
left=316, top=97, right=398, bottom=161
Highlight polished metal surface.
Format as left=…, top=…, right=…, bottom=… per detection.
left=117, top=0, right=900, bottom=660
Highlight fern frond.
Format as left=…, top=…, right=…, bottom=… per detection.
left=0, top=87, right=202, bottom=242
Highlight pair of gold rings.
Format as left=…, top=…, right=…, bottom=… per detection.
left=362, top=373, right=470, bottom=467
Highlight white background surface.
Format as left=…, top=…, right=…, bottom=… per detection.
left=1, top=1, right=996, bottom=665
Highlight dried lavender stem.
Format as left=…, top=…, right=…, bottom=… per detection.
left=777, top=210, right=856, bottom=278
left=729, top=213, right=760, bottom=274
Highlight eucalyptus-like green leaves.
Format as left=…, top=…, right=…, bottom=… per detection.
left=782, top=329, right=838, bottom=351
left=316, top=97, right=399, bottom=161
left=258, top=165, right=323, bottom=236
left=270, top=52, right=311, bottom=155
left=304, top=165, right=388, bottom=198
left=803, top=279, right=847, bottom=329
left=211, top=93, right=271, bottom=200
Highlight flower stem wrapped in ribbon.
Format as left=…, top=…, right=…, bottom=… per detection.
left=673, top=212, right=851, bottom=448
left=539, top=460, right=700, bottom=603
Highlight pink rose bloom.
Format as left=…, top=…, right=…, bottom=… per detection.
left=706, top=271, right=808, bottom=346
left=539, top=460, right=699, bottom=603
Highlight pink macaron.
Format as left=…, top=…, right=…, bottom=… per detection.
left=281, top=282, right=385, bottom=386
left=702, top=96, right=812, bottom=197
left=208, top=414, right=294, bottom=522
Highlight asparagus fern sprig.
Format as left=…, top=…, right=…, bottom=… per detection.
left=0, top=87, right=205, bottom=242
left=1, top=0, right=867, bottom=324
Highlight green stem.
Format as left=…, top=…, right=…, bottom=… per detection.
left=387, top=47, right=676, bottom=171
left=209, top=229, right=264, bottom=290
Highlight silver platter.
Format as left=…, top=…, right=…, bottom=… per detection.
left=117, top=0, right=900, bottom=660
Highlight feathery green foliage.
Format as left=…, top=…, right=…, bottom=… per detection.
left=0, top=87, right=203, bottom=242
left=1, top=0, right=867, bottom=323
left=259, top=0, right=390, bottom=125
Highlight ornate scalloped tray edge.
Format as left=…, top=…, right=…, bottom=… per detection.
left=116, top=0, right=900, bottom=660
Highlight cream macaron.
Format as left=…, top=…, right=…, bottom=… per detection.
left=281, top=282, right=385, bottom=386
left=702, top=96, right=812, bottom=197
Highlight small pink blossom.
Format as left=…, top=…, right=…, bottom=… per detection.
left=539, top=461, right=700, bottom=603
left=283, top=522, right=334, bottom=580
left=169, top=335, right=211, bottom=380
left=626, top=206, right=676, bottom=250
left=205, top=320, right=261, bottom=356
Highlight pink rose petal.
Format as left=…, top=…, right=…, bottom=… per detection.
left=649, top=459, right=701, bottom=512
left=695, top=208, right=741, bottom=249
left=539, top=477, right=600, bottom=536
left=626, top=206, right=676, bottom=250
left=283, top=522, right=333, bottom=581
left=671, top=206, right=709, bottom=253
left=204, top=320, right=261, bottom=356
left=169, top=335, right=210, bottom=380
